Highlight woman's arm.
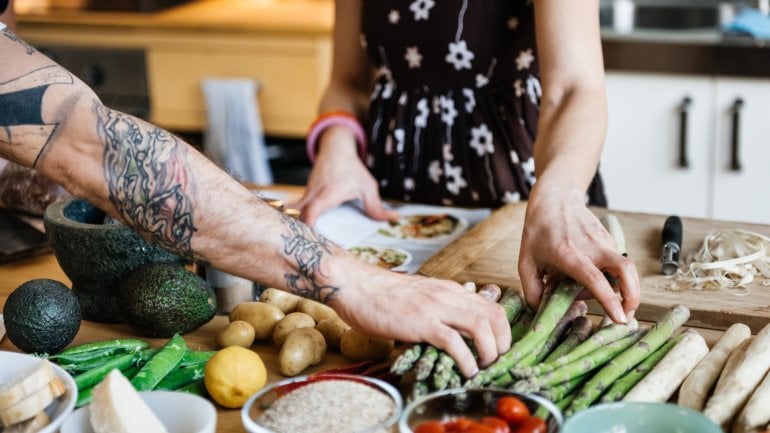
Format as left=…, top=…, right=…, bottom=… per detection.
left=293, top=0, right=397, bottom=225
left=0, top=29, right=510, bottom=377
left=518, top=0, right=640, bottom=322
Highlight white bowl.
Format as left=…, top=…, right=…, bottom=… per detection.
left=0, top=350, right=77, bottom=433
left=60, top=390, right=216, bottom=433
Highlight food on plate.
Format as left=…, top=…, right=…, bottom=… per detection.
left=278, top=328, right=326, bottom=377
left=229, top=302, right=285, bottom=341
left=118, top=263, right=216, bottom=338
left=315, top=317, right=351, bottom=349
left=339, top=328, right=394, bottom=362
left=272, top=312, right=316, bottom=346
left=348, top=246, right=411, bottom=270
left=3, top=411, right=50, bottom=433
left=411, top=395, right=546, bottom=433
left=377, top=214, right=463, bottom=239
left=216, top=320, right=256, bottom=349
left=258, top=288, right=301, bottom=314
left=90, top=369, right=168, bottom=433
left=296, top=298, right=337, bottom=323
left=3, top=279, right=81, bottom=355
left=205, top=346, right=267, bottom=408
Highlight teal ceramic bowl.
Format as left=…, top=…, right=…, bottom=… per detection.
left=562, top=402, right=722, bottom=433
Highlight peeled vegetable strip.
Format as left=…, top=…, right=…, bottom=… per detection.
left=678, top=323, right=751, bottom=411
left=674, top=229, right=770, bottom=291
left=733, top=369, right=770, bottom=433
left=623, top=329, right=709, bottom=403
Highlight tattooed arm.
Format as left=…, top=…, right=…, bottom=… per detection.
left=0, top=29, right=511, bottom=377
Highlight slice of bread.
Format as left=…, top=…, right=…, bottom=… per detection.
left=0, top=377, right=65, bottom=427
left=0, top=360, right=55, bottom=411
left=89, top=369, right=168, bottom=433
left=3, top=411, right=51, bottom=432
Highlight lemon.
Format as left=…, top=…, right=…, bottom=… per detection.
left=204, top=346, right=267, bottom=408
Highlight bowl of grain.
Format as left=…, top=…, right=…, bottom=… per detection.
left=241, top=373, right=403, bottom=433
left=399, top=388, right=563, bottom=433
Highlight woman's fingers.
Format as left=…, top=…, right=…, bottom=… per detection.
left=518, top=255, right=545, bottom=311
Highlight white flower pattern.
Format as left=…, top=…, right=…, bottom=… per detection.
left=410, top=0, right=435, bottom=21
left=515, top=48, right=535, bottom=71
left=469, top=123, right=494, bottom=157
left=462, top=88, right=476, bottom=113
left=445, top=40, right=475, bottom=71
left=388, top=9, right=400, bottom=24
left=428, top=160, right=443, bottom=183
left=439, top=96, right=458, bottom=126
left=415, top=98, right=429, bottom=128
left=404, top=46, right=423, bottom=69
left=444, top=162, right=467, bottom=195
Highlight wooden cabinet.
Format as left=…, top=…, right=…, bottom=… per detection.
left=16, top=0, right=334, bottom=138
left=601, top=72, right=770, bottom=224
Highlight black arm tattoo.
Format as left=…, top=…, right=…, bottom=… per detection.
left=2, top=29, right=37, bottom=55
left=96, top=105, right=199, bottom=262
left=280, top=212, right=340, bottom=303
left=0, top=66, right=71, bottom=165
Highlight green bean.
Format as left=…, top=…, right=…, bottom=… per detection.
left=179, top=350, right=216, bottom=368
left=74, top=352, right=139, bottom=390
left=154, top=364, right=205, bottom=390
left=176, top=379, right=208, bottom=396
left=51, top=339, right=149, bottom=361
left=75, top=365, right=143, bottom=408
left=131, top=334, right=187, bottom=391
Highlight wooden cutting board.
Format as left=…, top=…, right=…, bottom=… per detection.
left=419, top=203, right=770, bottom=333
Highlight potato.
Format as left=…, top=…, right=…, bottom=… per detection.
left=259, top=288, right=301, bottom=314
left=316, top=317, right=351, bottom=348
left=278, top=327, right=326, bottom=376
left=229, top=301, right=285, bottom=341
left=339, top=328, right=395, bottom=361
left=297, top=298, right=338, bottom=322
left=273, top=312, right=316, bottom=346
left=215, top=320, right=256, bottom=348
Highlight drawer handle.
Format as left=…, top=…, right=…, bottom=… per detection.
left=730, top=97, right=744, bottom=172
left=678, top=96, right=692, bottom=169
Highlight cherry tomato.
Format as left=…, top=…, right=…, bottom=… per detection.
left=414, top=420, right=446, bottom=433
left=496, top=396, right=531, bottom=424
left=479, top=416, right=511, bottom=433
left=465, top=424, right=496, bottom=433
left=445, top=417, right=474, bottom=432
left=516, top=416, right=547, bottom=433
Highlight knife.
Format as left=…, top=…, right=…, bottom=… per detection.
left=660, top=215, right=683, bottom=275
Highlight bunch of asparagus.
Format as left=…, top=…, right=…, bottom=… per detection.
left=389, top=279, right=694, bottom=416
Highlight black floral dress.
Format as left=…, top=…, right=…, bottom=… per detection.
left=360, top=0, right=607, bottom=207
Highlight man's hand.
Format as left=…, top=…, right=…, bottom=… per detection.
left=518, top=183, right=640, bottom=324
left=292, top=126, right=398, bottom=226
left=326, top=257, right=512, bottom=378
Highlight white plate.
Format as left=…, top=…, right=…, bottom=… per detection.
left=0, top=351, right=77, bottom=433
left=60, top=390, right=217, bottom=433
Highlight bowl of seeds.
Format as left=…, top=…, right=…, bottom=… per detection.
left=241, top=373, right=403, bottom=433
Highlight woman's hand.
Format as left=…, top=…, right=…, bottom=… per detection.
left=518, top=182, right=640, bottom=324
left=326, top=257, right=512, bottom=378
left=292, top=126, right=398, bottom=226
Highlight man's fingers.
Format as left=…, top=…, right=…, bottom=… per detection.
left=560, top=252, right=627, bottom=324
left=429, top=326, right=478, bottom=378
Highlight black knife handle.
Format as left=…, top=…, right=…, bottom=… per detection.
left=662, top=216, right=683, bottom=248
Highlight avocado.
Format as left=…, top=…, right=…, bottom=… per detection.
left=3, top=279, right=81, bottom=354
left=118, top=263, right=217, bottom=338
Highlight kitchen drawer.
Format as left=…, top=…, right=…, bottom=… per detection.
left=147, top=35, right=331, bottom=137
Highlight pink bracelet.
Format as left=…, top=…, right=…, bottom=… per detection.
left=306, top=111, right=367, bottom=163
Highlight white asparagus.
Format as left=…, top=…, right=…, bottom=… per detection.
left=704, top=323, right=770, bottom=428
left=679, top=323, right=752, bottom=410
left=622, top=328, right=709, bottom=403
left=713, top=337, right=754, bottom=395
left=732, top=370, right=770, bottom=433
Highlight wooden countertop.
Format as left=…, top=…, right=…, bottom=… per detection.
left=16, top=0, right=334, bottom=35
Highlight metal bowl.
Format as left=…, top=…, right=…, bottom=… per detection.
left=399, top=388, right=563, bottom=433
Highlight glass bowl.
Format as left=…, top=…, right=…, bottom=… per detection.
left=561, top=402, right=722, bottom=433
left=399, top=388, right=564, bottom=433
left=241, top=373, right=403, bottom=433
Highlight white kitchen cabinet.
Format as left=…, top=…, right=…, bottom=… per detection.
left=601, top=72, right=770, bottom=225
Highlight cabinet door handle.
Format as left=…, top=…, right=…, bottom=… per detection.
left=730, top=98, right=744, bottom=172
left=678, top=96, right=692, bottom=168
